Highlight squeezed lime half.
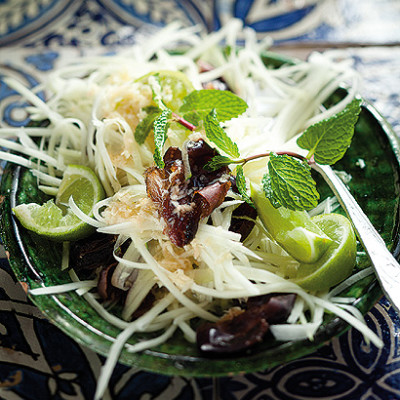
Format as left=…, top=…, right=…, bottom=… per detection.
left=251, top=183, right=333, bottom=263
left=13, top=165, right=105, bottom=241
left=137, top=70, right=194, bottom=112
left=287, top=213, right=357, bottom=291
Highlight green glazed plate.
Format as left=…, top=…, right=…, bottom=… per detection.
left=0, top=77, right=399, bottom=378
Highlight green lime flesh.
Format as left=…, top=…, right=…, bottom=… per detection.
left=251, top=183, right=333, bottom=263
left=13, top=165, right=105, bottom=242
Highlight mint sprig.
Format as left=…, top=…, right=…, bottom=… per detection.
left=153, top=109, right=172, bottom=168
left=204, top=155, right=234, bottom=171
left=134, top=106, right=162, bottom=145
left=180, top=89, right=248, bottom=123
left=236, top=165, right=254, bottom=207
left=297, top=98, right=362, bottom=165
left=139, top=74, right=362, bottom=214
left=264, top=153, right=319, bottom=211
left=204, top=109, right=240, bottom=158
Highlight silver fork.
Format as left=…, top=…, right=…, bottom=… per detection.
left=313, top=162, right=400, bottom=314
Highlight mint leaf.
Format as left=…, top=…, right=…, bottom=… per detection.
left=204, top=109, right=240, bottom=158
left=153, top=109, right=172, bottom=168
left=204, top=155, right=233, bottom=171
left=264, top=153, right=319, bottom=211
left=236, top=165, right=254, bottom=207
left=143, top=105, right=162, bottom=114
left=180, top=89, right=248, bottom=122
left=146, top=73, right=168, bottom=109
left=134, top=106, right=162, bottom=145
left=297, top=98, right=362, bottom=165
left=181, top=110, right=202, bottom=126
left=262, top=174, right=281, bottom=209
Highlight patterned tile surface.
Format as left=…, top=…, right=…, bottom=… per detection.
left=1, top=0, right=400, bottom=47
left=1, top=1, right=400, bottom=399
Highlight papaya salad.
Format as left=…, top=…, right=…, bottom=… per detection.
left=0, top=20, right=382, bottom=399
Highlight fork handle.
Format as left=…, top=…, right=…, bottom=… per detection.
left=313, top=163, right=400, bottom=313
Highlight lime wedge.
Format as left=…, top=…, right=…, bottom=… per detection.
left=287, top=213, right=357, bottom=291
left=13, top=165, right=105, bottom=241
left=251, top=183, right=332, bottom=263
left=276, top=226, right=333, bottom=265
left=137, top=70, right=194, bottom=112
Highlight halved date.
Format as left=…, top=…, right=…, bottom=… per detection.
left=197, top=293, right=296, bottom=354
left=145, top=139, right=231, bottom=247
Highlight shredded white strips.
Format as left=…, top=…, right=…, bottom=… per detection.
left=94, top=294, right=175, bottom=400
left=0, top=139, right=60, bottom=167
left=69, top=269, right=129, bottom=330
left=329, top=267, right=375, bottom=298
left=3, top=77, right=62, bottom=123
left=61, top=242, right=70, bottom=271
left=29, top=280, right=97, bottom=295
left=312, top=297, right=382, bottom=348
left=68, top=197, right=104, bottom=228
left=0, top=127, right=54, bottom=137
left=270, top=322, right=320, bottom=341
left=0, top=20, right=382, bottom=400
left=31, top=169, right=62, bottom=185
left=132, top=235, right=218, bottom=322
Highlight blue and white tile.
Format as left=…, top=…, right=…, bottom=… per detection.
left=1, top=0, right=400, bottom=48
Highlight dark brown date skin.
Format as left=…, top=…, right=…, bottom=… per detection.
left=196, top=293, right=296, bottom=355
left=229, top=201, right=258, bottom=241
left=145, top=139, right=231, bottom=247
left=70, top=233, right=127, bottom=302
left=70, top=232, right=118, bottom=272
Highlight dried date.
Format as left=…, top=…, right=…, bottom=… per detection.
left=197, top=293, right=296, bottom=354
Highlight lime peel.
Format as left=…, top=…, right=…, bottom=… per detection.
left=276, top=226, right=333, bottom=265
left=13, top=165, right=105, bottom=242
left=287, top=213, right=357, bottom=291
left=137, top=70, right=194, bottom=112
left=251, top=183, right=333, bottom=263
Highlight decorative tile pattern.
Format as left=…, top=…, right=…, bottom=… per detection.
left=1, top=0, right=399, bottom=47
left=0, top=0, right=79, bottom=46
